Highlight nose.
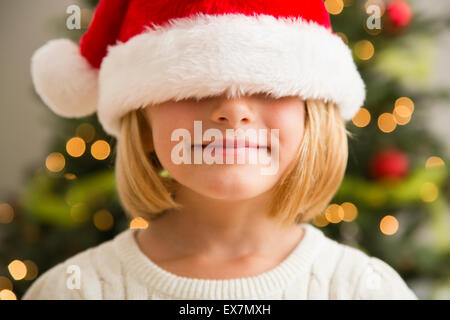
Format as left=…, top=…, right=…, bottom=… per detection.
left=210, top=96, right=255, bottom=128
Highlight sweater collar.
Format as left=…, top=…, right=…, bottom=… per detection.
left=113, top=222, right=325, bottom=299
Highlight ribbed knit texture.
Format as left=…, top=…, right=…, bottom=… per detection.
left=22, top=223, right=418, bottom=300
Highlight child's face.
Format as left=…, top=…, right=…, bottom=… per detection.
left=142, top=93, right=305, bottom=200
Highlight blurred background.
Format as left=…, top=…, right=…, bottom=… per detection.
left=0, top=0, right=449, bottom=300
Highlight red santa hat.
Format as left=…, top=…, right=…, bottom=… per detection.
left=31, top=0, right=365, bottom=138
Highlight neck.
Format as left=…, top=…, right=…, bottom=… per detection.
left=139, top=184, right=303, bottom=259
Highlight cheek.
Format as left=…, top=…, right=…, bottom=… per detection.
left=149, top=105, right=199, bottom=160
left=266, top=104, right=305, bottom=155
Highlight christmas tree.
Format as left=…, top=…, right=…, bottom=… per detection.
left=0, top=0, right=449, bottom=300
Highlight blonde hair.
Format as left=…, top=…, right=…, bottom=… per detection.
left=115, top=98, right=353, bottom=227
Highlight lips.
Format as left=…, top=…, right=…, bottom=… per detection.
left=192, top=138, right=269, bottom=149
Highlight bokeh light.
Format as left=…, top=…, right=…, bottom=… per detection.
left=0, top=276, right=13, bottom=291
left=23, top=260, right=39, bottom=281
left=93, top=210, right=114, bottom=231
left=378, top=113, right=397, bottom=133
left=420, top=182, right=439, bottom=202
left=0, top=202, right=14, bottom=224
left=380, top=215, right=399, bottom=235
left=91, top=140, right=111, bottom=160
left=0, top=289, right=16, bottom=300
left=425, top=156, right=445, bottom=168
left=66, top=137, right=86, bottom=157
left=341, top=202, right=358, bottom=222
left=324, top=204, right=344, bottom=223
left=129, top=217, right=149, bottom=229
left=325, top=0, right=344, bottom=15
left=312, top=213, right=329, bottom=227
left=352, top=107, right=371, bottom=127
left=336, top=32, right=348, bottom=45
left=8, top=260, right=27, bottom=280
left=76, top=123, right=96, bottom=143
left=45, top=152, right=66, bottom=173
left=354, top=40, right=375, bottom=60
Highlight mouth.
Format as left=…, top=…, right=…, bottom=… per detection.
left=191, top=139, right=270, bottom=150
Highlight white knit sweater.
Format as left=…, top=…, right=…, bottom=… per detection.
left=22, top=223, right=417, bottom=300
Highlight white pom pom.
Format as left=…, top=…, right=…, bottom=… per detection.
left=31, top=38, right=99, bottom=118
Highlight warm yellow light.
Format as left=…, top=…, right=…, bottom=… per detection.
left=395, top=97, right=414, bottom=114
left=380, top=215, right=399, bottom=235
left=45, top=152, right=66, bottom=173
left=393, top=105, right=412, bottom=125
left=23, top=260, right=39, bottom=281
left=0, top=276, right=13, bottom=291
left=64, top=173, right=77, bottom=180
left=93, top=210, right=114, bottom=231
left=355, top=40, right=375, bottom=60
left=325, top=0, right=344, bottom=15
left=312, top=214, right=329, bottom=227
left=76, top=123, right=96, bottom=143
left=336, top=32, right=348, bottom=45
left=0, top=289, right=17, bottom=300
left=425, top=156, right=445, bottom=168
left=70, top=203, right=90, bottom=223
left=8, top=260, right=27, bottom=280
left=66, top=137, right=86, bottom=157
left=343, top=0, right=354, bottom=7
left=324, top=204, right=344, bottom=223
left=129, top=217, right=150, bottom=229
left=341, top=202, right=358, bottom=222
left=420, top=182, right=439, bottom=202
left=352, top=107, right=371, bottom=127
left=0, top=202, right=14, bottom=224
left=378, top=113, right=397, bottom=133
left=91, top=140, right=111, bottom=160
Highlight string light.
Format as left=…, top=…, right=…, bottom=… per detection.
left=341, top=202, right=358, bottom=222
left=93, top=210, right=114, bottom=231
left=45, top=152, right=65, bottom=173
left=8, top=260, right=27, bottom=280
left=23, top=260, right=39, bottom=281
left=76, top=123, right=96, bottom=143
left=380, top=215, right=399, bottom=235
left=324, top=204, right=344, bottom=223
left=66, top=137, right=86, bottom=157
left=0, top=289, right=16, bottom=300
left=91, top=140, right=111, bottom=160
left=425, top=156, right=445, bottom=168
left=129, top=217, right=150, bottom=229
left=354, top=40, right=375, bottom=60
left=312, top=213, right=329, bottom=227
left=352, top=107, right=371, bottom=127
left=0, top=276, right=13, bottom=291
left=64, top=173, right=77, bottom=180
left=336, top=32, right=348, bottom=45
left=0, top=202, right=14, bottom=224
left=420, top=182, right=438, bottom=202
left=377, top=113, right=397, bottom=133
left=325, top=0, right=344, bottom=15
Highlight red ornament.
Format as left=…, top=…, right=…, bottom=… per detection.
left=370, top=148, right=410, bottom=181
left=387, top=1, right=412, bottom=27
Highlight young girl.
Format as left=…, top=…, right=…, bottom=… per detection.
left=23, top=0, right=417, bottom=299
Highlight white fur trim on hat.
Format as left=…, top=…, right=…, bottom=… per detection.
left=31, top=39, right=99, bottom=118
left=95, top=13, right=365, bottom=137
